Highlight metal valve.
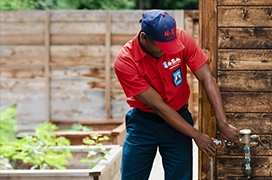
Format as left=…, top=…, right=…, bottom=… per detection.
left=210, top=129, right=259, bottom=179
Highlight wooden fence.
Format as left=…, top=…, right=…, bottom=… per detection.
left=0, top=10, right=200, bottom=131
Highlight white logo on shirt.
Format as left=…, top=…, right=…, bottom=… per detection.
left=162, top=58, right=181, bottom=69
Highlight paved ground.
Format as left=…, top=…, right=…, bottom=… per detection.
left=149, top=140, right=198, bottom=180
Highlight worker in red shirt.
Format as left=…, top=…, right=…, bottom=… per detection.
left=114, top=9, right=240, bottom=180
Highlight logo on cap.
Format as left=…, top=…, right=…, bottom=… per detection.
left=164, top=28, right=176, bottom=41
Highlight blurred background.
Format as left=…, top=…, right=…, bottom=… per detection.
left=0, top=0, right=198, bottom=10
left=0, top=1, right=200, bottom=179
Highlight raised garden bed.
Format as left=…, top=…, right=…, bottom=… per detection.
left=18, top=119, right=126, bottom=146
left=53, top=119, right=126, bottom=146
left=0, top=145, right=122, bottom=180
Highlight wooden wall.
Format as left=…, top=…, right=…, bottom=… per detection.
left=199, top=0, right=272, bottom=179
left=0, top=10, right=200, bottom=132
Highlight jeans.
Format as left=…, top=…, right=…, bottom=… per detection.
left=121, top=106, right=194, bottom=180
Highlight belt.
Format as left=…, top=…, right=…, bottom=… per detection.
left=134, top=102, right=188, bottom=122
left=135, top=102, right=188, bottom=115
left=177, top=102, right=188, bottom=113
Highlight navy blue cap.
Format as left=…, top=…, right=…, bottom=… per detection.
left=140, top=10, right=184, bottom=54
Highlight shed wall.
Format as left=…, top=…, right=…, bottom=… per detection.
left=199, top=0, right=272, bottom=179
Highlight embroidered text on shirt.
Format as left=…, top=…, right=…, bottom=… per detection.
left=162, top=57, right=181, bottom=70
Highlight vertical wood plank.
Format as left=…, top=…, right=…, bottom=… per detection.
left=199, top=0, right=218, bottom=179
left=174, top=10, right=184, bottom=29
left=105, top=11, right=111, bottom=119
left=184, top=11, right=195, bottom=121
left=45, top=9, right=51, bottom=121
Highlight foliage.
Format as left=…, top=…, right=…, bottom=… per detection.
left=0, top=105, right=111, bottom=170
left=80, top=134, right=110, bottom=169
left=68, top=123, right=93, bottom=132
left=139, top=0, right=198, bottom=10
left=0, top=104, right=18, bottom=143
left=0, top=0, right=198, bottom=10
left=53, top=0, right=135, bottom=10
left=0, top=0, right=135, bottom=10
left=0, top=111, right=73, bottom=170
left=0, top=0, right=57, bottom=10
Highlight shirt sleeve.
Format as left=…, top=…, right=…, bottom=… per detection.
left=114, top=53, right=150, bottom=98
left=179, top=29, right=209, bottom=72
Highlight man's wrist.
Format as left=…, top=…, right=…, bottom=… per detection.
left=191, top=128, right=201, bottom=140
left=217, top=120, right=229, bottom=129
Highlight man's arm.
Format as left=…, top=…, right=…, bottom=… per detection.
left=193, top=63, right=240, bottom=144
left=136, top=87, right=217, bottom=156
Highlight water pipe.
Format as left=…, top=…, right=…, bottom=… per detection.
left=209, top=129, right=259, bottom=180
left=239, top=129, right=259, bottom=178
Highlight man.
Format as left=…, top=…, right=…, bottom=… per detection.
left=114, top=9, right=240, bottom=180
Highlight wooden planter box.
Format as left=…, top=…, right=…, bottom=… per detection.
left=53, top=119, right=126, bottom=146
left=17, top=119, right=126, bottom=146
left=0, top=145, right=122, bottom=180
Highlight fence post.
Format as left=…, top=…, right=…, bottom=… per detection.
left=44, top=9, right=51, bottom=121
left=105, top=11, right=112, bottom=119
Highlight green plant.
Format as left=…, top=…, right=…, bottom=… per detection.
left=0, top=105, right=111, bottom=170
left=11, top=122, right=73, bottom=170
left=0, top=117, right=73, bottom=170
left=68, top=123, right=93, bottom=132
left=0, top=104, right=18, bottom=170
left=80, top=134, right=110, bottom=169
left=0, top=104, right=18, bottom=143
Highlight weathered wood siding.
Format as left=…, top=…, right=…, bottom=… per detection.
left=199, top=0, right=272, bottom=179
left=217, top=1, right=271, bottom=179
left=0, top=10, right=199, bottom=131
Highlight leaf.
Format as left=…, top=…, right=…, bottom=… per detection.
left=87, top=151, right=97, bottom=158
left=98, top=135, right=110, bottom=142
left=70, top=123, right=83, bottom=131
left=83, top=137, right=96, bottom=145
left=0, top=104, right=16, bottom=119
left=82, top=126, right=93, bottom=132
left=0, top=104, right=18, bottom=143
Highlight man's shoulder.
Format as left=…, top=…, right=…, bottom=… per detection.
left=176, top=27, right=191, bottom=39
left=118, top=36, right=138, bottom=54
left=116, top=34, right=143, bottom=62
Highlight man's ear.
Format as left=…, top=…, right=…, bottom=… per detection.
left=140, top=31, right=148, bottom=41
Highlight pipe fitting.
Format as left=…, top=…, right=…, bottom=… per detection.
left=211, top=129, right=259, bottom=179
left=239, top=129, right=259, bottom=179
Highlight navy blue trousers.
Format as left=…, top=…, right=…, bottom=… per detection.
left=121, top=107, right=193, bottom=180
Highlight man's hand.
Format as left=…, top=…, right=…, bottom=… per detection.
left=218, top=122, right=240, bottom=148
left=193, top=132, right=217, bottom=158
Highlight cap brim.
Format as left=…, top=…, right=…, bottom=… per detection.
left=155, top=37, right=184, bottom=55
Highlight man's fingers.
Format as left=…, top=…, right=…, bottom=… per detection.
left=203, top=144, right=216, bottom=157
left=208, top=143, right=217, bottom=152
left=203, top=149, right=209, bottom=157
left=220, top=137, right=226, bottom=148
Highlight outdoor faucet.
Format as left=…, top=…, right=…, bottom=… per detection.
left=211, top=129, right=259, bottom=180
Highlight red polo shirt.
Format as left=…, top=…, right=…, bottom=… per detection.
left=114, top=28, right=208, bottom=112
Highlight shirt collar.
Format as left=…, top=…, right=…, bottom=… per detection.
left=131, top=31, right=148, bottom=62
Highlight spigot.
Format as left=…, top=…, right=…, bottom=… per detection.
left=240, top=129, right=259, bottom=147
left=213, top=129, right=259, bottom=179
left=240, top=129, right=251, bottom=145
left=250, top=134, right=259, bottom=139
